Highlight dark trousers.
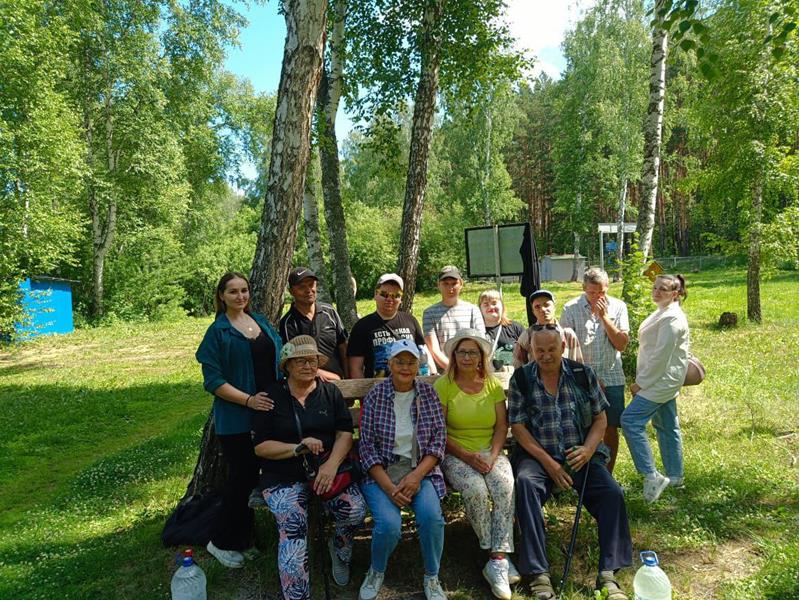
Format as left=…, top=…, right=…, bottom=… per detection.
left=513, top=452, right=632, bottom=575
left=213, top=432, right=259, bottom=550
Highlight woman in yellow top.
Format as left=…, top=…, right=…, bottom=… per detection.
left=434, top=329, right=518, bottom=600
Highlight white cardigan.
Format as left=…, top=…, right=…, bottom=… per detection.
left=635, top=302, right=690, bottom=403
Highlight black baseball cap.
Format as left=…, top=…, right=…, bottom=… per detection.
left=288, top=267, right=318, bottom=287
left=438, top=265, right=462, bottom=281
left=529, top=289, right=555, bottom=303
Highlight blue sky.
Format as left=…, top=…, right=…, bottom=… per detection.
left=223, top=1, right=593, bottom=139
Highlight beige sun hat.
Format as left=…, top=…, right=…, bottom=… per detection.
left=279, top=335, right=328, bottom=370
left=443, top=328, right=493, bottom=358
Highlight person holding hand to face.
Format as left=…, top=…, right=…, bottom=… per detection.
left=435, top=329, right=519, bottom=600
left=357, top=339, right=447, bottom=600
left=195, top=272, right=283, bottom=569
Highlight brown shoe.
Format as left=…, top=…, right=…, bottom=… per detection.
left=529, top=572, right=556, bottom=599
left=596, top=570, right=628, bottom=600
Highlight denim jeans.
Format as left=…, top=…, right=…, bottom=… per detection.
left=621, top=394, right=684, bottom=479
left=361, top=478, right=445, bottom=576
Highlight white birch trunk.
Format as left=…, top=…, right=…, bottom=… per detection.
left=250, top=0, right=328, bottom=323
left=398, top=0, right=444, bottom=311
left=747, top=180, right=763, bottom=323
left=302, top=152, right=331, bottom=302
left=637, top=2, right=668, bottom=261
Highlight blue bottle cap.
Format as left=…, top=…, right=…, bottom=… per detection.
left=182, top=555, right=194, bottom=567
left=640, top=550, right=659, bottom=566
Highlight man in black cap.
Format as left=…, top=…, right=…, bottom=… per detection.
left=513, top=289, right=583, bottom=368
left=279, top=267, right=348, bottom=380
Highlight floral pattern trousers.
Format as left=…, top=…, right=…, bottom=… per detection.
left=263, top=481, right=367, bottom=600
left=441, top=452, right=515, bottom=553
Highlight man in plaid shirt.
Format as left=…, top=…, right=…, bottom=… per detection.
left=509, top=327, right=632, bottom=600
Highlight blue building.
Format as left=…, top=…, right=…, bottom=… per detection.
left=16, top=277, right=75, bottom=338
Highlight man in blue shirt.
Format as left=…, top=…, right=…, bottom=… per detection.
left=509, top=326, right=632, bottom=600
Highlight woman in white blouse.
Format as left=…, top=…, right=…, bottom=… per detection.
left=621, top=274, right=690, bottom=504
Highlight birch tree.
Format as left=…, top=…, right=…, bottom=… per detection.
left=250, top=0, right=328, bottom=322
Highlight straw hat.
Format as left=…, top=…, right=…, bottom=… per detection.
left=443, top=328, right=493, bottom=358
left=279, top=335, right=328, bottom=370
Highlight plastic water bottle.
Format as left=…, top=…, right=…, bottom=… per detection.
left=633, top=551, right=672, bottom=600
left=171, top=548, right=207, bottom=600
left=418, top=345, right=430, bottom=376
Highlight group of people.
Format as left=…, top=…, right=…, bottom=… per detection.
left=194, top=264, right=692, bottom=600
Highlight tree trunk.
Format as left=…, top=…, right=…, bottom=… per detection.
left=398, top=0, right=444, bottom=311
left=637, top=2, right=668, bottom=262
left=180, top=412, right=228, bottom=501
left=250, top=0, right=328, bottom=323
left=747, top=180, right=763, bottom=323
left=302, top=151, right=331, bottom=303
left=317, top=1, right=358, bottom=329
left=571, top=191, right=581, bottom=282
left=616, top=174, right=628, bottom=277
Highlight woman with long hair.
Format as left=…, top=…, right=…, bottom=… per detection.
left=621, top=274, right=691, bottom=504
left=434, top=329, right=518, bottom=600
left=478, top=290, right=524, bottom=370
left=195, top=272, right=283, bottom=567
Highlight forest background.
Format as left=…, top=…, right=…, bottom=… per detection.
left=2, top=0, right=798, bottom=335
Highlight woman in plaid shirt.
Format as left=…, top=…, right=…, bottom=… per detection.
left=357, top=339, right=447, bottom=600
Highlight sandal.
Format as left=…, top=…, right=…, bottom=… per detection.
left=529, top=572, right=556, bottom=599
left=596, top=571, right=628, bottom=600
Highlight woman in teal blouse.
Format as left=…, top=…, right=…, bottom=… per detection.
left=195, top=272, right=282, bottom=568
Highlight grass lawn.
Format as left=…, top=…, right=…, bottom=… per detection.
left=1, top=267, right=797, bottom=599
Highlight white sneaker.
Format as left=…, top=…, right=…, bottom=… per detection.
left=423, top=574, right=447, bottom=600
left=668, top=477, right=684, bottom=488
left=482, top=558, right=512, bottom=600
left=328, top=538, right=350, bottom=586
left=206, top=540, right=244, bottom=568
left=507, top=559, right=521, bottom=585
left=359, top=567, right=385, bottom=600
left=643, top=472, right=670, bottom=503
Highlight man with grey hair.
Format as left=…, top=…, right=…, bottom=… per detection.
left=508, top=326, right=631, bottom=599
left=560, top=267, right=629, bottom=474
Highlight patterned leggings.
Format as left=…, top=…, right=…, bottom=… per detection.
left=441, top=452, right=515, bottom=553
left=263, top=481, right=367, bottom=600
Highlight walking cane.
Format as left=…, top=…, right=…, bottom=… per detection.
left=558, top=459, right=590, bottom=594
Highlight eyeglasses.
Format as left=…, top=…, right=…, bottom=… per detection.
left=293, top=357, right=318, bottom=366
left=301, top=455, right=317, bottom=479
left=652, top=285, right=674, bottom=292
left=532, top=324, right=561, bottom=332
left=377, top=290, right=402, bottom=300
left=392, top=359, right=419, bottom=367
left=455, top=350, right=481, bottom=358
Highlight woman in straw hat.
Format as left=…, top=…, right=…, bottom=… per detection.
left=253, top=335, right=366, bottom=600
left=195, top=272, right=282, bottom=569
left=434, top=328, right=519, bottom=600
left=357, top=339, right=448, bottom=600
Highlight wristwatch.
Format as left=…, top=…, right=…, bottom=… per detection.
left=293, top=443, right=306, bottom=456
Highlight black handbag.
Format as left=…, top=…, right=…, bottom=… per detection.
left=161, top=491, right=223, bottom=547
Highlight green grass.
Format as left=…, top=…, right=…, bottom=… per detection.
left=0, top=268, right=797, bottom=599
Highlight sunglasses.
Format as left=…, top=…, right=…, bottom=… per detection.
left=532, top=324, right=561, bottom=332
left=301, top=455, right=317, bottom=479
left=377, top=291, right=402, bottom=300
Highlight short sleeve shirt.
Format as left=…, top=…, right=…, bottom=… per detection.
left=279, top=302, right=348, bottom=376
left=422, top=300, right=485, bottom=346
left=252, top=379, right=353, bottom=486
left=560, top=294, right=629, bottom=387
left=435, top=375, right=505, bottom=452
left=347, top=311, right=426, bottom=377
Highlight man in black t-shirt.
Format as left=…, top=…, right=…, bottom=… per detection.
left=347, top=273, right=430, bottom=378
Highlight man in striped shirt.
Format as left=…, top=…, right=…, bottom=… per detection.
left=422, top=265, right=485, bottom=371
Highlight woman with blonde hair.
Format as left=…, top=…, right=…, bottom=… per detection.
left=434, top=328, right=518, bottom=600
left=478, top=290, right=524, bottom=370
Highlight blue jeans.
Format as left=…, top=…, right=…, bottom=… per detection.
left=621, top=394, right=684, bottom=479
left=361, top=478, right=445, bottom=576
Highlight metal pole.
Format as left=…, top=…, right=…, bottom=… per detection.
left=493, top=224, right=502, bottom=294
left=599, top=230, right=605, bottom=272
